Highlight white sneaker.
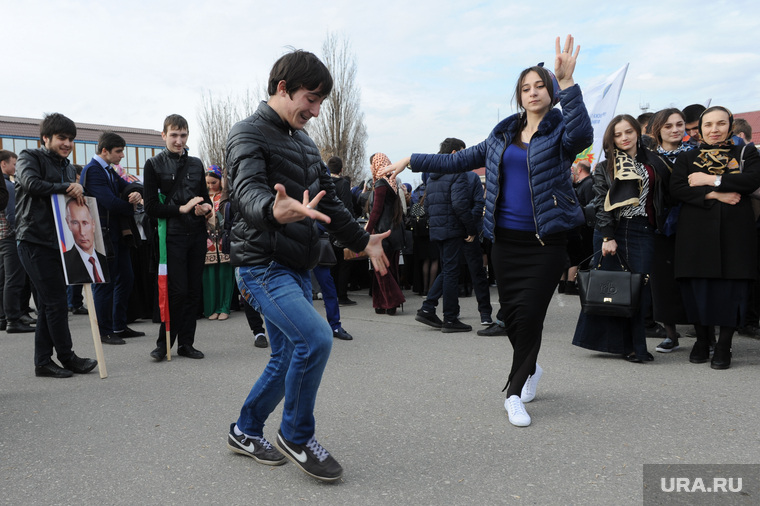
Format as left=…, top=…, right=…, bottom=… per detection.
left=520, top=364, right=543, bottom=403
left=505, top=395, right=531, bottom=427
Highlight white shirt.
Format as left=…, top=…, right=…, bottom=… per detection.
left=74, top=243, right=104, bottom=283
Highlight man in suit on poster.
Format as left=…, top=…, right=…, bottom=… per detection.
left=63, top=198, right=109, bottom=285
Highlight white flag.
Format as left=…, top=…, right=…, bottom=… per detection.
left=575, top=64, right=629, bottom=168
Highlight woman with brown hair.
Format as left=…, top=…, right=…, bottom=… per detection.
left=647, top=108, right=694, bottom=353
left=572, top=114, right=666, bottom=363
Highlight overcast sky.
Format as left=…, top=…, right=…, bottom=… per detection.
left=4, top=0, right=758, bottom=182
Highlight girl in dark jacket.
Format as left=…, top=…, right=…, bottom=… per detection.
left=366, top=153, right=405, bottom=315
left=670, top=106, right=760, bottom=369
left=380, top=35, right=593, bottom=427
left=647, top=109, right=694, bottom=353
left=572, top=114, right=665, bottom=363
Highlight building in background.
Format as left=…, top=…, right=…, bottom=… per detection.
left=0, top=115, right=164, bottom=176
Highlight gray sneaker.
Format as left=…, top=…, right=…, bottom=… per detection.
left=227, top=423, right=286, bottom=465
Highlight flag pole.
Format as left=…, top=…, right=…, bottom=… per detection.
left=157, top=194, right=172, bottom=361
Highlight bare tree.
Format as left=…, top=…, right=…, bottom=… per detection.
left=196, top=87, right=263, bottom=168
left=309, top=33, right=368, bottom=185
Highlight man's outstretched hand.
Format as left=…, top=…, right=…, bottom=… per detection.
left=272, top=184, right=331, bottom=225
left=364, top=230, right=391, bottom=276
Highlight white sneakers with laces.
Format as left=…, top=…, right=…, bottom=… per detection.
left=520, top=364, right=543, bottom=403
left=505, top=395, right=531, bottom=427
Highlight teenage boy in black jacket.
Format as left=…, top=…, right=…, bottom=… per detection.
left=15, top=113, right=97, bottom=378
left=225, top=50, right=389, bottom=483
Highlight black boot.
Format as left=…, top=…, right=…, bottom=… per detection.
left=711, top=328, right=733, bottom=370
left=689, top=325, right=710, bottom=364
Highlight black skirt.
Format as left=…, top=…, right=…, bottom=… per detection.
left=680, top=278, right=750, bottom=327
left=650, top=234, right=688, bottom=324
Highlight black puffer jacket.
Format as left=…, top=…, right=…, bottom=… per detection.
left=226, top=101, right=369, bottom=269
left=15, top=148, right=77, bottom=249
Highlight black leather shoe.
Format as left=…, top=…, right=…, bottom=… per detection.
left=332, top=327, right=353, bottom=340
left=6, top=320, right=35, bottom=333
left=477, top=323, right=507, bottom=336
left=101, top=334, right=126, bottom=345
left=338, top=298, right=357, bottom=306
left=150, top=347, right=167, bottom=362
left=0, top=319, right=6, bottom=331
left=61, top=354, right=97, bottom=374
left=689, top=342, right=710, bottom=364
left=711, top=347, right=732, bottom=370
left=35, top=362, right=74, bottom=378
left=71, top=306, right=88, bottom=315
left=19, top=313, right=37, bottom=325
left=117, top=327, right=145, bottom=338
left=177, top=345, right=204, bottom=359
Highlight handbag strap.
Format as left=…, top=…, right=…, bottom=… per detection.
left=579, top=250, right=634, bottom=271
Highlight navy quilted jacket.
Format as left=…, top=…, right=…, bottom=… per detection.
left=424, top=171, right=480, bottom=241
left=410, top=84, right=593, bottom=243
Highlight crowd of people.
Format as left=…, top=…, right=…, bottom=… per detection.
left=2, top=35, right=759, bottom=484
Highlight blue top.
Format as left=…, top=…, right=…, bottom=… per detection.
left=496, top=143, right=534, bottom=231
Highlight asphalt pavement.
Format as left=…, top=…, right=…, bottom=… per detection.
left=1, top=286, right=758, bottom=505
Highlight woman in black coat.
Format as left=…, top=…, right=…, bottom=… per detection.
left=670, top=106, right=760, bottom=369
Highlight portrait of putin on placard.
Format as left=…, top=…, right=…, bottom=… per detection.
left=53, top=195, right=111, bottom=285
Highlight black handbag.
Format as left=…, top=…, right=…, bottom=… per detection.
left=316, top=234, right=337, bottom=266
left=576, top=252, right=644, bottom=318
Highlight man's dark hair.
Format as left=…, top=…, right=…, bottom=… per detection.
left=576, top=160, right=591, bottom=173
left=438, top=138, right=466, bottom=154
left=97, top=131, right=126, bottom=153
left=73, top=164, right=83, bottom=176
left=163, top=114, right=188, bottom=134
left=40, top=113, right=76, bottom=142
left=326, top=156, right=343, bottom=175
left=637, top=112, right=654, bottom=133
left=0, top=150, right=17, bottom=164
left=268, top=50, right=333, bottom=98
left=734, top=118, right=752, bottom=139
left=683, top=104, right=707, bottom=124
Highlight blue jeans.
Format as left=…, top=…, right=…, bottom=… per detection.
left=312, top=264, right=341, bottom=330
left=235, top=262, right=333, bottom=444
left=67, top=285, right=83, bottom=310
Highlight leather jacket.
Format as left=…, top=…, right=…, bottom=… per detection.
left=15, top=148, right=77, bottom=248
left=143, top=149, right=210, bottom=236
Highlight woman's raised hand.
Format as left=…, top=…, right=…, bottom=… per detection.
left=377, top=156, right=411, bottom=181
left=554, top=34, right=580, bottom=88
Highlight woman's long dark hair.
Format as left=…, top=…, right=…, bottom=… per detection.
left=602, top=114, right=645, bottom=178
